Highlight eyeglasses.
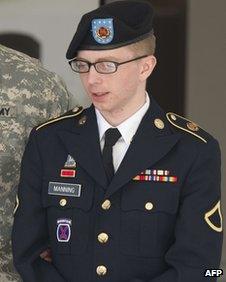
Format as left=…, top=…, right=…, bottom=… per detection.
left=68, top=54, right=148, bottom=74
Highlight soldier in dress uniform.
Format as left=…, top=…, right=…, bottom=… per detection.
left=12, top=1, right=223, bottom=282
left=0, top=44, right=75, bottom=281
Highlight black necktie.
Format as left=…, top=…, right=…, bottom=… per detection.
left=102, top=128, right=121, bottom=183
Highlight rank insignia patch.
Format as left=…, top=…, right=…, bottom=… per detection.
left=92, top=18, right=114, bottom=44
left=133, top=169, right=178, bottom=183
left=204, top=201, right=223, bottom=233
left=56, top=219, right=72, bottom=242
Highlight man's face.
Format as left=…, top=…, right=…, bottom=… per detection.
left=77, top=46, right=151, bottom=115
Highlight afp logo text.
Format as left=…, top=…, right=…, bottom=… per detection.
left=204, top=269, right=223, bottom=277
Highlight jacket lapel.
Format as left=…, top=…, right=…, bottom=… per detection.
left=57, top=106, right=108, bottom=188
left=104, top=97, right=181, bottom=199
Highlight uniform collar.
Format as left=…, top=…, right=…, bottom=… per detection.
left=57, top=94, right=181, bottom=192
left=95, top=92, right=150, bottom=145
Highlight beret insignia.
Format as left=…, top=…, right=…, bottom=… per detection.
left=204, top=201, right=223, bottom=232
left=166, top=112, right=207, bottom=143
left=97, top=27, right=110, bottom=39
left=92, top=18, right=114, bottom=44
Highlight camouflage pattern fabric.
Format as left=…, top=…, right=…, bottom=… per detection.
left=0, top=44, right=72, bottom=281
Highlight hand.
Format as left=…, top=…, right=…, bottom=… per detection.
left=40, top=248, right=52, bottom=263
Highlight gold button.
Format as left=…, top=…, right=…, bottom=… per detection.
left=60, top=198, right=67, bottom=207
left=187, top=122, right=199, bottom=132
left=98, top=233, right=109, bottom=244
left=96, top=265, right=107, bottom=276
left=154, top=118, right=165, bottom=129
left=170, top=114, right=177, bottom=121
left=78, top=116, right=87, bottom=125
left=101, top=199, right=111, bottom=210
left=145, top=202, right=154, bottom=211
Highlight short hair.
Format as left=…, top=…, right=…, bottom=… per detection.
left=127, top=34, right=156, bottom=56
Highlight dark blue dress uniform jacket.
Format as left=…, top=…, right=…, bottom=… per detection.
left=12, top=97, right=223, bottom=282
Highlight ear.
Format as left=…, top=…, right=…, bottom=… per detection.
left=139, top=55, right=157, bottom=81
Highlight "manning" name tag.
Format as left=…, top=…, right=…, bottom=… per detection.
left=48, top=182, right=81, bottom=197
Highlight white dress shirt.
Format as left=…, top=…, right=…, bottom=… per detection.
left=95, top=93, right=150, bottom=172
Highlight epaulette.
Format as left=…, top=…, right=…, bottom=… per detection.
left=166, top=112, right=207, bottom=143
left=36, top=106, right=83, bottom=131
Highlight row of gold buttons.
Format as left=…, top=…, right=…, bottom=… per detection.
left=59, top=198, right=153, bottom=211
left=58, top=198, right=153, bottom=277
left=96, top=199, right=112, bottom=276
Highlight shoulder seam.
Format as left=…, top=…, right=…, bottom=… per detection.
left=166, top=112, right=207, bottom=143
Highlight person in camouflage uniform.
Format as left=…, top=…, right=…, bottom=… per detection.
left=0, top=44, right=75, bottom=281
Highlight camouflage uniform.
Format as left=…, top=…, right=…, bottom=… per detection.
left=0, top=44, right=73, bottom=281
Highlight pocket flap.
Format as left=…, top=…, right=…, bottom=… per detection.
left=121, top=184, right=179, bottom=214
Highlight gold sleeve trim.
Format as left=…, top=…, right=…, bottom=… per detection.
left=166, top=112, right=207, bottom=143
left=204, top=201, right=223, bottom=232
left=36, top=108, right=83, bottom=131
left=13, top=195, right=19, bottom=215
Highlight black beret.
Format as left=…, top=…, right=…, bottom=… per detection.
left=66, top=0, right=154, bottom=60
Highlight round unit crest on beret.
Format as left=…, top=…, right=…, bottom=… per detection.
left=66, top=0, right=154, bottom=60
